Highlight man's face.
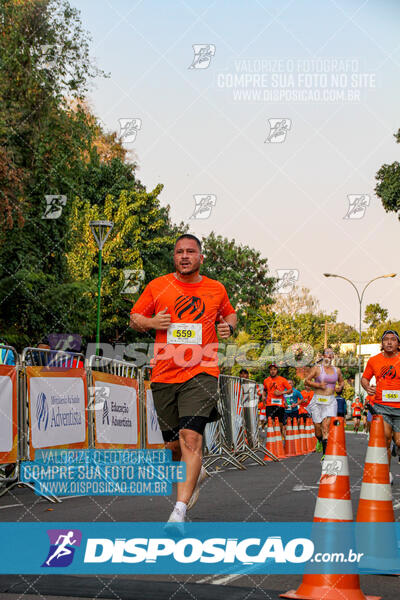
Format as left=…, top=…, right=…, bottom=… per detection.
left=382, top=333, right=399, bottom=354
left=174, top=239, right=203, bottom=275
left=269, top=366, right=278, bottom=377
left=240, top=371, right=249, bottom=379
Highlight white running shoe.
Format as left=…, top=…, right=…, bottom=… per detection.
left=389, top=472, right=394, bottom=485
left=186, top=466, right=210, bottom=511
left=164, top=508, right=185, bottom=537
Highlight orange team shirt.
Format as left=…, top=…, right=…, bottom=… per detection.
left=363, top=352, right=400, bottom=408
left=131, top=273, right=235, bottom=383
left=258, top=401, right=266, bottom=418
left=351, top=402, right=363, bottom=417
left=299, top=390, right=314, bottom=414
left=263, top=376, right=292, bottom=407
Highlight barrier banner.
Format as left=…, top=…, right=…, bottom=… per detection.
left=144, top=381, right=164, bottom=448
left=92, top=371, right=139, bottom=449
left=27, top=367, right=88, bottom=459
left=0, top=365, right=18, bottom=463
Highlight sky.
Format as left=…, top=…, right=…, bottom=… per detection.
left=75, top=0, right=400, bottom=331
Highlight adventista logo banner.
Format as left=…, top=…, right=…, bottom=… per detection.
left=95, top=382, right=138, bottom=445
left=30, top=377, right=86, bottom=448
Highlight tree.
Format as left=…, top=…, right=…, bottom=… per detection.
left=66, top=187, right=186, bottom=345
left=364, top=303, right=389, bottom=328
left=273, top=286, right=320, bottom=316
left=201, top=232, right=276, bottom=325
left=375, top=128, right=400, bottom=217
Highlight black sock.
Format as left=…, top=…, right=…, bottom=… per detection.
left=322, top=439, right=327, bottom=455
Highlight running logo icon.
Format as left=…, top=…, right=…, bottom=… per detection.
left=121, top=269, right=145, bottom=294
left=343, top=194, right=370, bottom=219
left=42, top=195, right=67, bottom=219
left=276, top=269, right=299, bottom=294
left=42, top=529, right=81, bottom=567
left=265, top=119, right=291, bottom=143
left=188, top=44, right=216, bottom=69
left=189, top=195, right=216, bottom=220
left=118, top=118, right=142, bottom=144
left=36, top=393, right=49, bottom=431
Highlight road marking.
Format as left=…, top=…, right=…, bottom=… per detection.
left=0, top=503, right=23, bottom=510
left=293, top=484, right=319, bottom=491
left=197, top=573, right=247, bottom=585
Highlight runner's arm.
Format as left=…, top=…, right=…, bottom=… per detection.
left=336, top=368, right=344, bottom=393
left=361, top=376, right=376, bottom=395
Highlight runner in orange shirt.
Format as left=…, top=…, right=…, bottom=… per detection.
left=351, top=397, right=363, bottom=433
left=263, top=364, right=292, bottom=437
left=130, top=234, right=236, bottom=528
left=362, top=330, right=400, bottom=482
left=258, top=398, right=267, bottom=430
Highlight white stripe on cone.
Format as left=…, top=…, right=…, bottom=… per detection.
left=321, top=455, right=350, bottom=477
left=314, top=497, right=353, bottom=520
left=364, top=446, right=389, bottom=464
left=359, top=481, right=393, bottom=502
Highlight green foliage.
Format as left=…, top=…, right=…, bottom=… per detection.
left=364, top=303, right=388, bottom=328
left=201, top=232, right=276, bottom=325
left=375, top=129, right=400, bottom=216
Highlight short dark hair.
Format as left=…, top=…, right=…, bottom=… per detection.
left=175, top=234, right=202, bottom=251
left=239, top=369, right=249, bottom=375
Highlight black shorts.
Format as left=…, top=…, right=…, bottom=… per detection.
left=151, top=373, right=220, bottom=442
left=265, top=405, right=285, bottom=423
left=283, top=410, right=299, bottom=425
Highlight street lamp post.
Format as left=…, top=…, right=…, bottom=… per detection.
left=90, top=220, right=114, bottom=355
left=323, top=272, right=396, bottom=398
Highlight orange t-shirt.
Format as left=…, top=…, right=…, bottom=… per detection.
left=258, top=401, right=266, bottom=418
left=351, top=401, right=363, bottom=417
left=131, top=273, right=235, bottom=383
left=299, top=389, right=314, bottom=414
left=263, top=376, right=292, bottom=407
left=363, top=352, right=400, bottom=408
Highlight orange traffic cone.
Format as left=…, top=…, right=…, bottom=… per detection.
left=263, top=417, right=279, bottom=462
left=292, top=417, right=302, bottom=456
left=356, top=414, right=397, bottom=572
left=305, top=417, right=314, bottom=452
left=274, top=416, right=286, bottom=459
left=307, top=417, right=317, bottom=452
left=299, top=419, right=307, bottom=455
left=285, top=418, right=297, bottom=457
left=281, top=417, right=378, bottom=600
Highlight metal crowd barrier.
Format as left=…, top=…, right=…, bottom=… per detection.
left=139, top=366, right=164, bottom=449
left=203, top=375, right=275, bottom=470
left=0, top=349, right=278, bottom=501
left=15, top=347, right=87, bottom=503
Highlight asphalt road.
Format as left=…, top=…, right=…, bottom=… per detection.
left=0, top=431, right=399, bottom=600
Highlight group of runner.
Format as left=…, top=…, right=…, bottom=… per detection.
left=130, top=233, right=400, bottom=528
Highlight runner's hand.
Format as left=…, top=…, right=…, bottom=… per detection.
left=365, top=383, right=376, bottom=395
left=217, top=315, right=231, bottom=339
left=152, top=307, right=171, bottom=330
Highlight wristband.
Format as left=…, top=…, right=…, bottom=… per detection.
left=228, top=324, right=234, bottom=336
